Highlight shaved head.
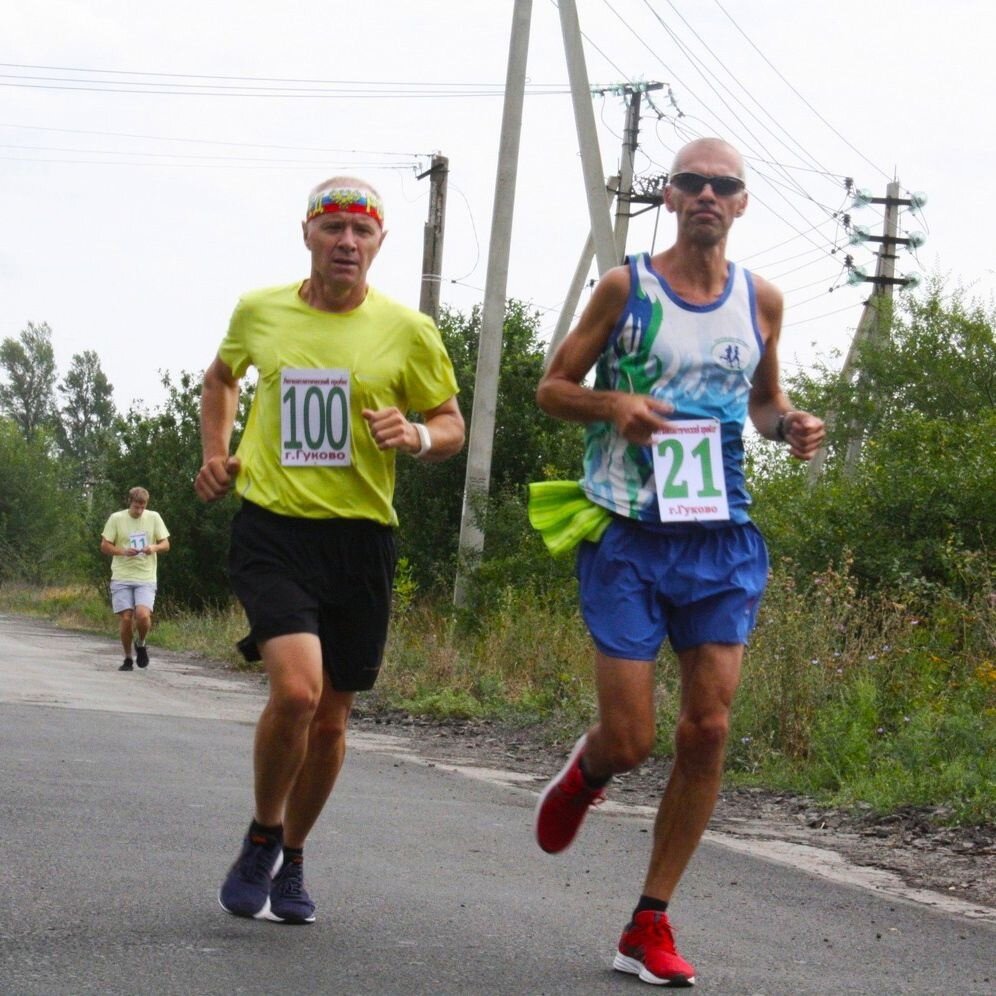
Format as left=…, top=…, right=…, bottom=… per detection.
left=671, top=138, right=745, bottom=181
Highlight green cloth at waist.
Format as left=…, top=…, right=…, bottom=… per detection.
left=527, top=480, right=612, bottom=557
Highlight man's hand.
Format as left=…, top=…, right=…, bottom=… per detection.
left=195, top=455, right=241, bottom=502
left=612, top=394, right=675, bottom=445
left=362, top=407, right=421, bottom=454
left=782, top=411, right=825, bottom=460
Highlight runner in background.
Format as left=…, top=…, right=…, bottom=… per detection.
left=100, top=486, right=170, bottom=672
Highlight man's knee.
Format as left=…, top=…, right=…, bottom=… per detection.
left=598, top=724, right=656, bottom=773
left=310, top=691, right=353, bottom=747
left=260, top=635, right=324, bottom=720
left=674, top=712, right=730, bottom=770
left=276, top=682, right=323, bottom=718
left=309, top=712, right=349, bottom=755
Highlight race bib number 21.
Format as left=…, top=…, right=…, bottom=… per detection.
left=652, top=419, right=729, bottom=523
left=281, top=369, right=351, bottom=466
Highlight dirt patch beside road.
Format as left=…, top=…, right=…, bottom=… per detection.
left=351, top=709, right=996, bottom=915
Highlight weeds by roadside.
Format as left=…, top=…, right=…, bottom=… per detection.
left=2, top=562, right=992, bottom=826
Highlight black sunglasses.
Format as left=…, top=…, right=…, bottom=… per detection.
left=669, top=172, right=746, bottom=197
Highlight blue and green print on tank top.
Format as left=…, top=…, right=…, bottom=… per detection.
left=582, top=253, right=764, bottom=525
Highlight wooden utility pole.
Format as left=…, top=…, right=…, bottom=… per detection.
left=418, top=153, right=449, bottom=324
left=453, top=0, right=531, bottom=607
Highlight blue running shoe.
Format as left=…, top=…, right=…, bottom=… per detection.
left=267, top=857, right=316, bottom=924
left=218, top=829, right=283, bottom=919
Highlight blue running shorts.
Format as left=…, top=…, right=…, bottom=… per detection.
left=576, top=516, right=769, bottom=660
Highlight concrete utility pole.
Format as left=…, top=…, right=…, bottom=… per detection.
left=418, top=153, right=449, bottom=324
left=841, top=180, right=900, bottom=475
left=558, top=0, right=617, bottom=276
left=808, top=180, right=905, bottom=483
left=543, top=178, right=618, bottom=368
left=611, top=86, right=643, bottom=257
left=543, top=83, right=663, bottom=367
left=452, top=0, right=531, bottom=607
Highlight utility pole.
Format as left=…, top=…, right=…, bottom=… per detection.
left=543, top=177, right=617, bottom=369
left=611, top=84, right=648, bottom=257
left=558, top=0, right=617, bottom=275
left=453, top=0, right=531, bottom=607
left=544, top=83, right=664, bottom=367
left=418, top=153, right=449, bottom=324
left=841, top=180, right=900, bottom=475
left=808, top=181, right=925, bottom=482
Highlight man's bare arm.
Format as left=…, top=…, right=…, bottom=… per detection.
left=195, top=356, right=243, bottom=502
left=361, top=395, right=465, bottom=462
left=537, top=266, right=674, bottom=444
left=748, top=276, right=825, bottom=459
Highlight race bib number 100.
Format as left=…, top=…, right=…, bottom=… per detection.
left=652, top=418, right=730, bottom=523
left=281, top=369, right=351, bottom=467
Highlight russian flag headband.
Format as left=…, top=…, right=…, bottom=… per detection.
left=306, top=187, right=384, bottom=226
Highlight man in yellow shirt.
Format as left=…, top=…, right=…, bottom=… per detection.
left=195, top=176, right=464, bottom=926
left=100, top=486, right=170, bottom=671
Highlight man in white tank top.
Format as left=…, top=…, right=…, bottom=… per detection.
left=534, top=138, right=825, bottom=987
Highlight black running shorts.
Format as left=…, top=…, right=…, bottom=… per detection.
left=228, top=500, right=397, bottom=692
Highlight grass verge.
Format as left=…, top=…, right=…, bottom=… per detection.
left=2, top=569, right=992, bottom=826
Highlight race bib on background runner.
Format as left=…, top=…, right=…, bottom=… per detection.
left=280, top=369, right=351, bottom=467
left=652, top=419, right=730, bottom=522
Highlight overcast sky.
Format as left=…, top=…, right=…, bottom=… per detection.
left=3, top=1, right=994, bottom=414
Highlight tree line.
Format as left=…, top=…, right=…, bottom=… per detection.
left=0, top=304, right=585, bottom=609
left=1, top=283, right=993, bottom=615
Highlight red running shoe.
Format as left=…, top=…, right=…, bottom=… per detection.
left=613, top=910, right=696, bottom=987
left=534, top=735, right=605, bottom=853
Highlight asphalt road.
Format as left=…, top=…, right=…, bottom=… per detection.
left=1, top=615, right=993, bottom=995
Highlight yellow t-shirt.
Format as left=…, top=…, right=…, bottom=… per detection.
left=219, top=282, right=459, bottom=524
left=101, top=509, right=170, bottom=582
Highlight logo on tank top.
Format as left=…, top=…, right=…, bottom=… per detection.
left=711, top=337, right=752, bottom=372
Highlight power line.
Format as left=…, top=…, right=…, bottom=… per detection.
left=783, top=301, right=859, bottom=327
left=0, top=62, right=569, bottom=91
left=0, top=142, right=423, bottom=169
left=780, top=272, right=846, bottom=295
left=0, top=80, right=571, bottom=99
left=0, top=122, right=427, bottom=158
left=641, top=0, right=823, bottom=199
left=711, top=0, right=892, bottom=182
left=600, top=2, right=843, bottom=251
left=0, top=65, right=571, bottom=99
left=0, top=155, right=417, bottom=171
left=660, top=0, right=841, bottom=182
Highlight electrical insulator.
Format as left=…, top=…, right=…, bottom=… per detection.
left=851, top=188, right=875, bottom=209
left=902, top=273, right=922, bottom=290
left=847, top=265, right=868, bottom=286
left=906, top=231, right=927, bottom=249
left=848, top=224, right=872, bottom=245
left=908, top=192, right=928, bottom=212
